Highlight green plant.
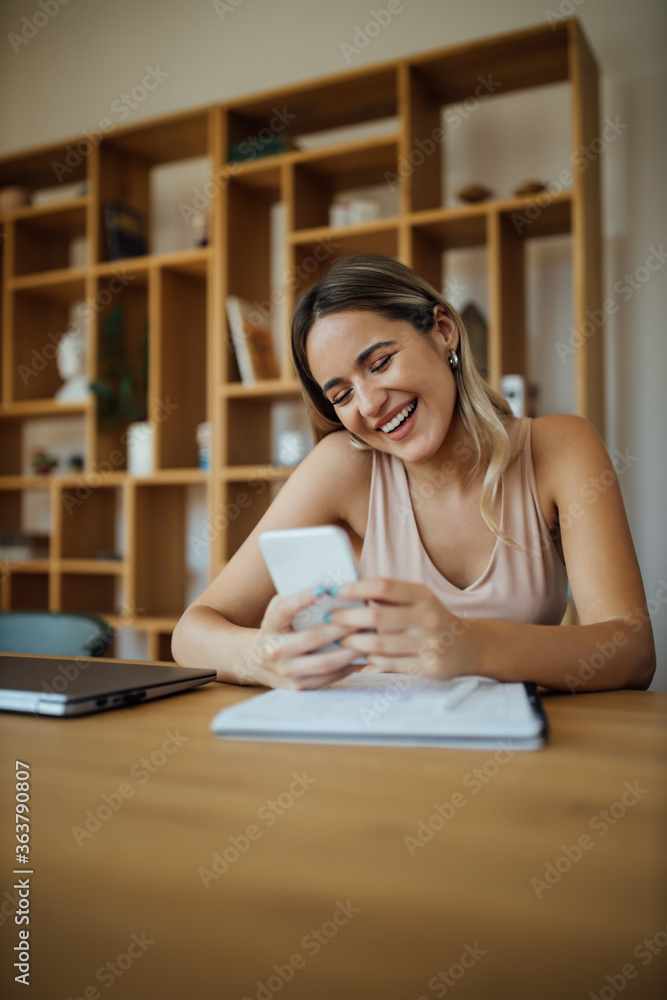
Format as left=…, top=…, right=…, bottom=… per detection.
left=90, top=304, right=148, bottom=426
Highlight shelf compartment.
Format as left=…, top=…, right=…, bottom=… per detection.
left=225, top=396, right=274, bottom=467
left=59, top=573, right=118, bottom=615
left=154, top=267, right=207, bottom=470
left=224, top=174, right=284, bottom=385
left=2, top=570, right=49, bottom=611
left=411, top=22, right=570, bottom=105
left=152, top=632, right=175, bottom=662
left=406, top=226, right=492, bottom=375
left=226, top=65, right=398, bottom=147
left=225, top=395, right=307, bottom=468
left=5, top=278, right=87, bottom=406
left=132, top=484, right=188, bottom=618
left=0, top=486, right=51, bottom=564
left=91, top=272, right=149, bottom=469
left=291, top=138, right=399, bottom=231
left=221, top=477, right=285, bottom=562
left=0, top=139, right=87, bottom=191
left=0, top=411, right=87, bottom=485
left=121, top=618, right=179, bottom=662
left=0, top=417, right=23, bottom=476
left=104, top=109, right=210, bottom=164
left=11, top=199, right=88, bottom=276
left=226, top=174, right=281, bottom=303
left=96, top=110, right=211, bottom=264
left=499, top=191, right=572, bottom=240
left=289, top=223, right=399, bottom=300
left=410, top=209, right=489, bottom=295
left=57, top=483, right=123, bottom=560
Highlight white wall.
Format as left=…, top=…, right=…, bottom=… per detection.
left=1, top=0, right=665, bottom=688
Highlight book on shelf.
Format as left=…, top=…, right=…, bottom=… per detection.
left=103, top=201, right=147, bottom=260
left=226, top=296, right=279, bottom=384
left=227, top=133, right=295, bottom=163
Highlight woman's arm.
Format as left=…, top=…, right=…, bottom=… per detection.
left=332, top=416, right=656, bottom=692
left=171, top=432, right=370, bottom=687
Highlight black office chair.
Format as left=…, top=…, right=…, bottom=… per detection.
left=0, top=611, right=113, bottom=657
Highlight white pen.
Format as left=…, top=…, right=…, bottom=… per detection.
left=439, top=678, right=480, bottom=711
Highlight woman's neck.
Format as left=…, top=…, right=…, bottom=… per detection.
left=403, top=408, right=481, bottom=494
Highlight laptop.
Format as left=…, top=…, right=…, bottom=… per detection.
left=0, top=654, right=217, bottom=717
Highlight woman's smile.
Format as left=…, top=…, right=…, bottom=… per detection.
left=377, top=398, right=418, bottom=437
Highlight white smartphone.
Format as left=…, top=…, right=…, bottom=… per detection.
left=259, top=525, right=364, bottom=646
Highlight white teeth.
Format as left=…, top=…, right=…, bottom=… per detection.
left=380, top=400, right=416, bottom=433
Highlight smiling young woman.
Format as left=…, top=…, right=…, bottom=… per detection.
left=172, top=255, right=655, bottom=693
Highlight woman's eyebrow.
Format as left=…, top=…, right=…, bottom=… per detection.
left=321, top=340, right=397, bottom=394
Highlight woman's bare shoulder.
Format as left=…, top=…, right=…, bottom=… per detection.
left=530, top=414, right=611, bottom=499
left=531, top=414, right=606, bottom=461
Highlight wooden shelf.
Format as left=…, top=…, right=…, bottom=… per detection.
left=93, top=246, right=211, bottom=277
left=222, top=465, right=296, bottom=482
left=125, top=615, right=181, bottom=632
left=56, top=559, right=125, bottom=575
left=55, top=471, right=126, bottom=487
left=128, top=469, right=208, bottom=484
left=290, top=215, right=399, bottom=245
left=9, top=268, right=87, bottom=298
left=0, top=475, right=54, bottom=490
left=0, top=400, right=91, bottom=418
left=0, top=559, right=50, bottom=573
left=221, top=379, right=302, bottom=399
left=3, top=195, right=89, bottom=227
left=0, top=19, right=603, bottom=646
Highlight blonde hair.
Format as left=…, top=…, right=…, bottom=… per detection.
left=291, top=255, right=515, bottom=543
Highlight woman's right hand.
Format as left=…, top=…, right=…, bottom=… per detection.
left=240, top=589, right=360, bottom=689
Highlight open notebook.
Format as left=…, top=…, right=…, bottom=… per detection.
left=211, top=674, right=548, bottom=750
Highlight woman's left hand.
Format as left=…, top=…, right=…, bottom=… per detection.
left=331, top=578, right=474, bottom=680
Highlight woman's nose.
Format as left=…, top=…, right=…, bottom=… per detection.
left=356, top=381, right=387, bottom=417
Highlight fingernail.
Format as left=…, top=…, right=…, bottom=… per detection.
left=328, top=585, right=339, bottom=596
left=313, top=585, right=326, bottom=597
left=323, top=612, right=333, bottom=623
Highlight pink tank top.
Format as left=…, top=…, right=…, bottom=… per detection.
left=358, top=418, right=568, bottom=624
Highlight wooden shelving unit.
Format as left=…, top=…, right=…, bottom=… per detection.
left=0, top=20, right=603, bottom=657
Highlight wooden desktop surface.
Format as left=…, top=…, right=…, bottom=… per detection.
left=0, top=664, right=666, bottom=1000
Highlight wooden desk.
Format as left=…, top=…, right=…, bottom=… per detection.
left=1, top=672, right=666, bottom=1000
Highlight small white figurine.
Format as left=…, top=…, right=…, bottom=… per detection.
left=55, top=328, right=89, bottom=403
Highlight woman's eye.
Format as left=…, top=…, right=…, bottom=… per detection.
left=330, top=354, right=395, bottom=405
left=371, top=354, right=393, bottom=373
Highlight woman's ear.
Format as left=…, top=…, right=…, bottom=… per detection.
left=432, top=305, right=460, bottom=352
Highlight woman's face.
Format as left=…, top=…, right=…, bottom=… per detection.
left=306, top=308, right=459, bottom=464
